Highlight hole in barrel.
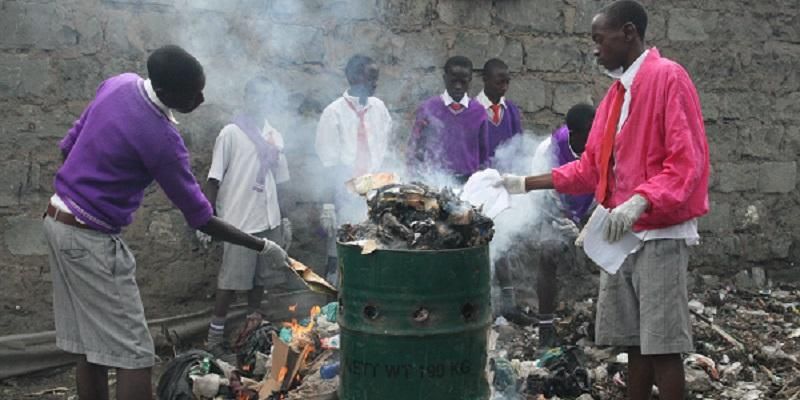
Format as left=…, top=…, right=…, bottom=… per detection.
left=461, top=303, right=477, bottom=321
left=412, top=307, right=430, bottom=323
left=363, top=305, right=379, bottom=320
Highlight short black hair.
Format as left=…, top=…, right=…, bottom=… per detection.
left=566, top=103, right=596, bottom=133
left=482, top=58, right=508, bottom=77
left=244, top=76, right=271, bottom=97
left=345, top=54, right=375, bottom=84
left=444, top=55, right=473, bottom=74
left=600, top=0, right=648, bottom=40
left=146, top=45, right=204, bottom=92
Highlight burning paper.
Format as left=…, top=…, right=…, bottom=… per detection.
left=338, top=181, right=494, bottom=250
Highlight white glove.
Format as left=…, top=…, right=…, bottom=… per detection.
left=320, top=203, right=337, bottom=237
left=552, top=218, right=579, bottom=240
left=281, top=218, right=292, bottom=251
left=497, top=174, right=526, bottom=194
left=260, top=238, right=288, bottom=261
left=604, top=194, right=649, bottom=243
left=196, top=230, right=212, bottom=249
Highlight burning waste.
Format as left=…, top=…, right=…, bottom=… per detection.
left=338, top=179, right=495, bottom=251
left=157, top=302, right=341, bottom=400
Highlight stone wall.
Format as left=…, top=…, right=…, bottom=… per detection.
left=1, top=0, right=798, bottom=335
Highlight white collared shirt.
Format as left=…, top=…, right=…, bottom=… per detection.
left=605, top=48, right=699, bottom=245
left=475, top=90, right=506, bottom=121
left=440, top=90, right=470, bottom=108
left=208, top=116, right=290, bottom=233
left=315, top=91, right=393, bottom=171
left=143, top=79, right=179, bottom=125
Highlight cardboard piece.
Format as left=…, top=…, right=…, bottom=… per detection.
left=258, top=332, right=316, bottom=399
left=287, top=258, right=338, bottom=297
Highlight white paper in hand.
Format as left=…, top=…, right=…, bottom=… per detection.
left=583, top=206, right=642, bottom=274
left=460, top=169, right=511, bottom=219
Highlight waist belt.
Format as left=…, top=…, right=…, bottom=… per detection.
left=45, top=203, right=93, bottom=230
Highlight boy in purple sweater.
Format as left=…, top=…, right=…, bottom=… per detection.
left=43, top=45, right=286, bottom=400
left=406, top=56, right=489, bottom=184
left=476, top=58, right=523, bottom=161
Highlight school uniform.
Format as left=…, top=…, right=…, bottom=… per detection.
left=44, top=73, right=213, bottom=369
left=406, top=91, right=490, bottom=182
left=475, top=90, right=523, bottom=162
left=208, top=116, right=290, bottom=290
left=553, top=48, right=709, bottom=354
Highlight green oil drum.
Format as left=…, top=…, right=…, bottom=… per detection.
left=337, top=243, right=491, bottom=400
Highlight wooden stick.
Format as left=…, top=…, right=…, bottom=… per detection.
left=689, top=309, right=746, bottom=352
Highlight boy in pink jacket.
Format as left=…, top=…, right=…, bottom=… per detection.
left=501, top=1, right=709, bottom=399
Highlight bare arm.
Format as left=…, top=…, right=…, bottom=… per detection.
left=205, top=178, right=220, bottom=214
left=525, top=173, right=555, bottom=192
left=197, top=216, right=265, bottom=251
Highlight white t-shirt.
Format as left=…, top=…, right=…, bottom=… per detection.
left=208, top=119, right=289, bottom=234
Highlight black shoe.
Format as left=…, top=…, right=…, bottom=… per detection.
left=502, top=307, right=539, bottom=326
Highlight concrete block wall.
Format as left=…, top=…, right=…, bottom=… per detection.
left=1, top=0, right=798, bottom=334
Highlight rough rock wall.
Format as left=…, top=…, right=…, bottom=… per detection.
left=1, top=0, right=798, bottom=334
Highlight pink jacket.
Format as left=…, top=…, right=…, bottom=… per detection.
left=552, top=48, right=709, bottom=231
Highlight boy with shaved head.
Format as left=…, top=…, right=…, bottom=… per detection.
left=500, top=1, right=709, bottom=398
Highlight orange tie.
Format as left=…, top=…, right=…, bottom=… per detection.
left=597, top=81, right=626, bottom=205
left=450, top=102, right=463, bottom=111
left=489, top=104, right=502, bottom=124
left=345, top=99, right=371, bottom=177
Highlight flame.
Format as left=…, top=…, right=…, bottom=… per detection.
left=278, top=366, right=288, bottom=382
left=282, top=305, right=322, bottom=337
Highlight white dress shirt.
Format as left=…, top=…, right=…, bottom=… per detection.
left=475, top=90, right=506, bottom=122
left=440, top=90, right=470, bottom=108
left=315, top=91, right=393, bottom=172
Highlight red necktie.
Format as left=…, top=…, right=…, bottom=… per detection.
left=597, top=81, right=626, bottom=205
left=345, top=99, right=371, bottom=177
left=450, top=102, right=463, bottom=111
left=489, top=104, right=502, bottom=124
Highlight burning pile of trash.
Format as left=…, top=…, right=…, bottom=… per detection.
left=338, top=180, right=494, bottom=250
left=487, top=277, right=800, bottom=399
left=157, top=302, right=341, bottom=400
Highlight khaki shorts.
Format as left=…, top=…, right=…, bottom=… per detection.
left=43, top=217, right=155, bottom=369
left=218, top=227, right=289, bottom=291
left=595, top=239, right=693, bottom=355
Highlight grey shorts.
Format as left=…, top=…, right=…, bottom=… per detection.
left=218, top=227, right=289, bottom=291
left=595, top=239, right=693, bottom=355
left=43, top=217, right=155, bottom=369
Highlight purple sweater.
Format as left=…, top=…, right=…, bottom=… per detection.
left=54, top=73, right=213, bottom=233
left=406, top=96, right=489, bottom=179
left=487, top=99, right=523, bottom=164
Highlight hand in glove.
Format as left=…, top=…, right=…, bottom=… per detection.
left=196, top=230, right=212, bottom=249
left=260, top=238, right=288, bottom=263
left=552, top=218, right=579, bottom=240
left=281, top=218, right=292, bottom=251
left=495, top=174, right=526, bottom=194
left=320, top=203, right=337, bottom=237
left=604, top=194, right=649, bottom=243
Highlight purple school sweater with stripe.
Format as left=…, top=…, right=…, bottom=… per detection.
left=54, top=73, right=213, bottom=233
left=406, top=96, right=489, bottom=178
